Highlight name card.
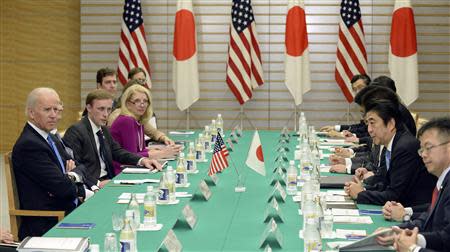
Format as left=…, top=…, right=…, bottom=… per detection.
left=276, top=146, right=290, bottom=152
left=180, top=204, right=197, bottom=229
left=234, top=126, right=243, bottom=137
left=259, top=218, right=283, bottom=249
left=274, top=155, right=289, bottom=163
left=158, top=229, right=182, bottom=252
left=194, top=180, right=211, bottom=201
left=226, top=138, right=234, bottom=151
left=230, top=130, right=239, bottom=143
left=270, top=170, right=286, bottom=186
left=267, top=182, right=287, bottom=203
left=263, top=198, right=285, bottom=223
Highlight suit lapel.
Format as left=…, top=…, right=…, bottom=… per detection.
left=100, top=126, right=115, bottom=178
left=424, top=172, right=450, bottom=229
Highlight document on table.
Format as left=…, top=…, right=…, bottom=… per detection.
left=18, top=237, right=88, bottom=251
left=113, top=179, right=159, bottom=185
left=333, top=216, right=373, bottom=224
left=122, top=168, right=151, bottom=174
left=169, top=131, right=195, bottom=135
left=335, top=229, right=367, bottom=239
left=320, top=164, right=331, bottom=172
left=332, top=208, right=360, bottom=216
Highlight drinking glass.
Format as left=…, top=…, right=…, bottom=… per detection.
left=104, top=233, right=118, bottom=252
left=112, top=211, right=123, bottom=232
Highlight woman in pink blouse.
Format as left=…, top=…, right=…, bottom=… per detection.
left=109, top=85, right=177, bottom=174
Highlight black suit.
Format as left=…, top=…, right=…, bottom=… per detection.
left=400, top=171, right=450, bottom=251
left=12, top=123, right=86, bottom=240
left=356, top=130, right=436, bottom=206
left=63, top=116, right=141, bottom=185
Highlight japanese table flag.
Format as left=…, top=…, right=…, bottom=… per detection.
left=246, top=131, right=265, bottom=176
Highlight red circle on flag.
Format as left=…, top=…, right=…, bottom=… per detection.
left=285, top=6, right=308, bottom=57
left=173, top=10, right=196, bottom=61
left=256, top=145, right=264, bottom=162
left=390, top=7, right=417, bottom=57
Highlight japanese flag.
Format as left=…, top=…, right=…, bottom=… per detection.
left=246, top=131, right=265, bottom=176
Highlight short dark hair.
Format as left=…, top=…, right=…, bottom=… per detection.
left=372, top=75, right=397, bottom=93
left=96, top=68, right=116, bottom=84
left=351, top=74, right=371, bottom=86
left=360, top=86, right=399, bottom=109
left=365, top=98, right=402, bottom=129
left=85, top=89, right=113, bottom=106
left=127, top=67, right=146, bottom=79
left=417, top=117, right=450, bottom=139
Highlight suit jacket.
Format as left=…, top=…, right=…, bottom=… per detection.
left=356, top=129, right=436, bottom=206
left=63, top=116, right=141, bottom=185
left=12, top=123, right=85, bottom=239
left=400, top=172, right=450, bottom=251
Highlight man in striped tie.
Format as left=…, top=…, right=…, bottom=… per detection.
left=376, top=117, right=450, bottom=252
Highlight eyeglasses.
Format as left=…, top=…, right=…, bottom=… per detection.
left=418, top=140, right=450, bottom=156
left=128, top=99, right=149, bottom=106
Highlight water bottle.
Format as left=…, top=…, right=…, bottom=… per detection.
left=158, top=173, right=169, bottom=203
left=303, top=217, right=322, bottom=252
left=166, top=166, right=176, bottom=202
left=203, top=126, right=212, bottom=152
left=195, top=137, right=205, bottom=161
left=186, top=142, right=197, bottom=172
left=143, top=186, right=157, bottom=228
left=216, top=114, right=224, bottom=136
left=175, top=153, right=188, bottom=186
left=210, top=119, right=218, bottom=144
left=127, top=193, right=140, bottom=230
left=120, top=217, right=136, bottom=252
left=300, top=147, right=313, bottom=181
left=286, top=160, right=297, bottom=195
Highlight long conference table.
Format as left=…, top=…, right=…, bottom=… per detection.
left=45, top=131, right=397, bottom=251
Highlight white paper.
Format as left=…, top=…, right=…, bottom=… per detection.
left=175, top=183, right=191, bottom=188
left=327, top=241, right=354, bottom=249
left=332, top=209, right=360, bottom=216
left=122, top=168, right=150, bottom=174
left=320, top=165, right=331, bottom=173
left=335, top=229, right=367, bottom=239
left=326, top=195, right=346, bottom=202
left=114, top=180, right=143, bottom=185
left=326, top=190, right=347, bottom=196
left=169, top=131, right=195, bottom=135
left=23, top=237, right=83, bottom=249
left=138, top=223, right=163, bottom=231
left=292, top=195, right=302, bottom=202
left=333, top=216, right=373, bottom=224
left=175, top=192, right=192, bottom=198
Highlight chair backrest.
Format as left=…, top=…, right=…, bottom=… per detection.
left=4, top=151, right=21, bottom=239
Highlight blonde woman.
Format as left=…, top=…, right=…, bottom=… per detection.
left=109, top=85, right=179, bottom=174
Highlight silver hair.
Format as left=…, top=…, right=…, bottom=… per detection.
left=25, top=87, right=59, bottom=116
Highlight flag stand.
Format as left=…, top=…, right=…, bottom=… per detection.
left=175, top=107, right=200, bottom=130
left=286, top=104, right=299, bottom=132
left=229, top=155, right=246, bottom=193
left=231, top=105, right=256, bottom=131
left=339, top=103, right=355, bottom=124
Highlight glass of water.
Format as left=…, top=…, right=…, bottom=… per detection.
left=104, top=233, right=118, bottom=252
left=321, top=212, right=334, bottom=238
left=112, top=211, right=123, bottom=232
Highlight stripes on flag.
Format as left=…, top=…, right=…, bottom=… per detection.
left=117, top=0, right=152, bottom=88
left=335, top=0, right=368, bottom=103
left=226, top=0, right=264, bottom=105
left=208, top=133, right=229, bottom=176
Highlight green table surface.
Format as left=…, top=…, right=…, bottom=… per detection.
left=45, top=131, right=398, bottom=251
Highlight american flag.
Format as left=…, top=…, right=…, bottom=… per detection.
left=226, top=0, right=264, bottom=105
left=335, top=0, right=368, bottom=103
left=208, top=133, right=229, bottom=176
left=117, top=0, right=152, bottom=87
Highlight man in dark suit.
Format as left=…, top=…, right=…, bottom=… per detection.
left=377, top=117, right=450, bottom=251
left=63, top=89, right=161, bottom=189
left=344, top=99, right=436, bottom=206
left=12, top=88, right=87, bottom=239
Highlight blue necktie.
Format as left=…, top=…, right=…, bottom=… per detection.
left=47, top=135, right=78, bottom=206
left=47, top=135, right=65, bottom=173
left=385, top=149, right=391, bottom=171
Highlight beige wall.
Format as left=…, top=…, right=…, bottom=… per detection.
left=80, top=0, right=450, bottom=132
left=0, top=0, right=81, bottom=153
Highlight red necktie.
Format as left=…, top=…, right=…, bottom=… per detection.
left=430, top=187, right=439, bottom=211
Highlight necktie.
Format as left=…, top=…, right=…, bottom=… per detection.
left=385, top=149, right=391, bottom=171
left=47, top=135, right=65, bottom=173
left=430, top=187, right=439, bottom=211
left=96, top=129, right=112, bottom=176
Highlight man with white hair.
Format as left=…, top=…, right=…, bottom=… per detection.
left=12, top=87, right=87, bottom=240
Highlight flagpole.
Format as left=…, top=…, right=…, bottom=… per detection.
left=228, top=155, right=246, bottom=192
left=186, top=108, right=190, bottom=130
left=294, top=105, right=298, bottom=132
left=346, top=103, right=350, bottom=124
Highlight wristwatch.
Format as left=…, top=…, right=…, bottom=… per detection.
left=403, top=207, right=413, bottom=222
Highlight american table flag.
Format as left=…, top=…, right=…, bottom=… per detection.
left=226, top=0, right=264, bottom=105
left=334, top=0, right=368, bottom=103
left=208, top=133, right=229, bottom=176
left=117, top=0, right=152, bottom=88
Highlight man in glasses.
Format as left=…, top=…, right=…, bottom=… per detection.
left=376, top=117, right=450, bottom=252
